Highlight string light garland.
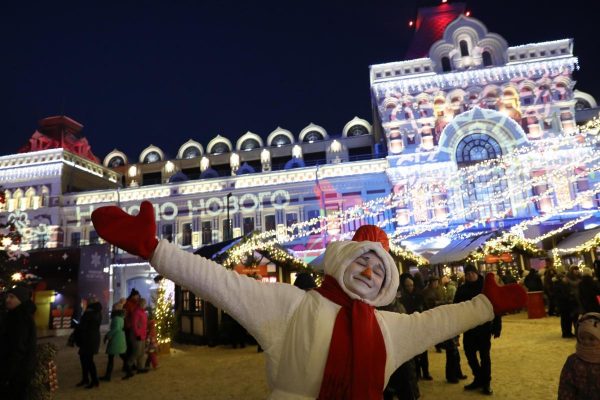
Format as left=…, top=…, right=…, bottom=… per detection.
left=389, top=245, right=429, bottom=267
left=555, top=232, right=600, bottom=255
left=218, top=232, right=311, bottom=273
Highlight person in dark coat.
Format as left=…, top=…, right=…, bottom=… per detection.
left=379, top=294, right=420, bottom=400
left=293, top=272, right=317, bottom=291
left=543, top=267, right=558, bottom=316
left=578, top=274, right=600, bottom=314
left=523, top=269, right=544, bottom=292
left=555, top=273, right=578, bottom=338
left=75, top=298, right=102, bottom=388
left=0, top=286, right=37, bottom=400
left=454, top=265, right=501, bottom=396
left=594, top=259, right=600, bottom=280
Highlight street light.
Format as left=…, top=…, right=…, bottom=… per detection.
left=226, top=193, right=232, bottom=240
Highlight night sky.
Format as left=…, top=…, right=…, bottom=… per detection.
left=1, top=0, right=598, bottom=161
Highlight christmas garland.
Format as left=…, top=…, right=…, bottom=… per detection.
left=217, top=232, right=313, bottom=273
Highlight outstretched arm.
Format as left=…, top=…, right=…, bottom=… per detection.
left=92, top=201, right=304, bottom=347
left=383, top=273, right=526, bottom=369
left=382, top=294, right=494, bottom=369
left=151, top=239, right=304, bottom=344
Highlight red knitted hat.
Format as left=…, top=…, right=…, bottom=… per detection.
left=352, top=225, right=389, bottom=251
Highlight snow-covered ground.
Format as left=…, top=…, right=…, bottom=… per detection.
left=46, top=312, right=574, bottom=399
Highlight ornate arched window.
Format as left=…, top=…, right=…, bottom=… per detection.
left=482, top=51, right=493, bottom=67
left=303, top=131, right=324, bottom=143
left=211, top=142, right=230, bottom=155
left=575, top=99, right=591, bottom=110
left=441, top=56, right=452, bottom=72
left=271, top=134, right=291, bottom=147
left=182, top=146, right=201, bottom=159
left=40, top=186, right=50, bottom=207
left=108, top=156, right=125, bottom=168
left=459, top=40, right=469, bottom=57
left=13, top=189, right=23, bottom=211
left=240, top=138, right=260, bottom=151
left=24, top=187, right=36, bottom=210
left=143, top=151, right=162, bottom=164
left=456, top=133, right=502, bottom=164
left=347, top=125, right=369, bottom=136
left=456, top=134, right=509, bottom=220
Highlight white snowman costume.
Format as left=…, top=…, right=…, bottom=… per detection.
left=151, top=238, right=494, bottom=399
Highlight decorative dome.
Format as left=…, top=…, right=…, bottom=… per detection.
left=267, top=127, right=295, bottom=147
left=342, top=117, right=372, bottom=137
left=574, top=90, right=597, bottom=110
left=299, top=123, right=328, bottom=143
left=139, top=145, right=165, bottom=164
left=177, top=139, right=204, bottom=159
left=103, top=149, right=129, bottom=168
left=236, top=131, right=264, bottom=151
left=206, top=135, right=233, bottom=155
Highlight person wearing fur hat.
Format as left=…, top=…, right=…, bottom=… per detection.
left=91, top=201, right=526, bottom=399
left=558, top=312, right=600, bottom=399
left=0, top=286, right=37, bottom=400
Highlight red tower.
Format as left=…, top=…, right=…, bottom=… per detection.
left=18, top=115, right=100, bottom=163
left=405, top=2, right=467, bottom=59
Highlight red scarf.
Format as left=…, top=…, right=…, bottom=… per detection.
left=315, top=276, right=386, bottom=400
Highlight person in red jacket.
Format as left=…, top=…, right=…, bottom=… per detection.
left=126, top=298, right=149, bottom=377
left=122, top=288, right=140, bottom=375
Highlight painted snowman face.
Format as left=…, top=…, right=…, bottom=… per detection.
left=343, top=251, right=385, bottom=301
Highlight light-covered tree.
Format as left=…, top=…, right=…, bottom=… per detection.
left=153, top=275, right=176, bottom=345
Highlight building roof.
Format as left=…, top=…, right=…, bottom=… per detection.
left=427, top=233, right=493, bottom=265
left=555, top=227, right=600, bottom=254
left=405, top=2, right=466, bottom=59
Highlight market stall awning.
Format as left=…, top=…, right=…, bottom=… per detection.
left=427, top=233, right=494, bottom=265
left=555, top=227, right=600, bottom=254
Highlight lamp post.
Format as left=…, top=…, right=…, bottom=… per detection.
left=226, top=193, right=232, bottom=240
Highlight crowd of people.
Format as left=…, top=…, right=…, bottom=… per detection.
left=518, top=263, right=600, bottom=338
left=376, top=261, right=600, bottom=400
left=379, top=266, right=501, bottom=399
left=72, top=288, right=160, bottom=389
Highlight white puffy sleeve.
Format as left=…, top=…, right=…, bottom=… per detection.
left=150, top=240, right=304, bottom=347
left=380, top=294, right=494, bottom=370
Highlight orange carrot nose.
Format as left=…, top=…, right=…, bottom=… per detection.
left=361, top=267, right=372, bottom=279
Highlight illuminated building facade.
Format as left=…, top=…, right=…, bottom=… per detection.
left=2, top=6, right=600, bottom=318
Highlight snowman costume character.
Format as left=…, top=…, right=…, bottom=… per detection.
left=92, top=201, right=526, bottom=400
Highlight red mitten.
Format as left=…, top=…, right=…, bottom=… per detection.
left=91, top=200, right=158, bottom=260
left=482, top=273, right=527, bottom=315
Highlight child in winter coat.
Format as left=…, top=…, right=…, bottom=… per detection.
left=92, top=201, right=527, bottom=399
left=128, top=298, right=149, bottom=375
left=100, top=302, right=129, bottom=381
left=145, top=319, right=159, bottom=369
left=558, top=312, right=600, bottom=400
